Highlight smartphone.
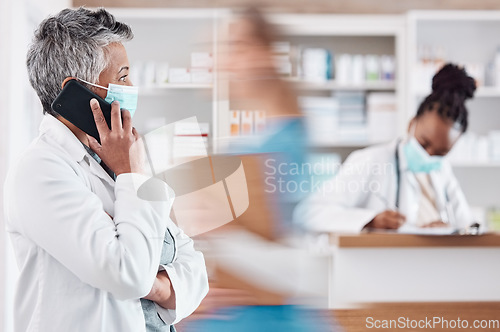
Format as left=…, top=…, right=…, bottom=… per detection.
left=51, top=79, right=111, bottom=143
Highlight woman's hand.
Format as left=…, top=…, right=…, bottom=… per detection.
left=366, top=210, right=406, bottom=229
left=87, top=99, right=142, bottom=176
left=422, top=220, right=449, bottom=228
left=143, top=271, right=176, bottom=310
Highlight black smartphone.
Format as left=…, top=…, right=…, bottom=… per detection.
left=51, top=79, right=111, bottom=143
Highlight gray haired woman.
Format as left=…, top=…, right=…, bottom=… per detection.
left=4, top=7, right=208, bottom=332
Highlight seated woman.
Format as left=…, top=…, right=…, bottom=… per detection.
left=294, top=64, right=477, bottom=232
left=5, top=7, right=207, bottom=332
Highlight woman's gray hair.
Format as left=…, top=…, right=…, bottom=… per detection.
left=27, top=7, right=133, bottom=116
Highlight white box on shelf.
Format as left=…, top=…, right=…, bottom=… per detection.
left=302, top=48, right=330, bottom=82
left=130, top=61, right=144, bottom=87
left=191, top=52, right=213, bottom=69
left=339, top=124, right=368, bottom=142
left=367, top=92, right=398, bottom=142
left=477, top=136, right=490, bottom=163
left=172, top=136, right=208, bottom=160
left=272, top=41, right=291, bottom=54
left=464, top=62, right=485, bottom=87
left=365, top=55, right=380, bottom=81
left=448, top=133, right=491, bottom=164
left=489, top=130, right=500, bottom=161
left=230, top=110, right=241, bottom=136
left=339, top=107, right=365, bottom=124
left=300, top=96, right=339, bottom=145
left=144, top=62, right=156, bottom=87
left=241, top=111, right=254, bottom=136
left=494, top=48, right=500, bottom=88
left=156, top=62, right=170, bottom=85
left=190, top=68, right=213, bottom=83
left=174, top=122, right=209, bottom=136
left=448, top=133, right=473, bottom=164
left=169, top=68, right=191, bottom=83
left=336, top=54, right=352, bottom=85
left=380, top=55, right=396, bottom=81
left=351, top=54, right=365, bottom=85
left=273, top=55, right=292, bottom=76
left=254, top=111, right=266, bottom=134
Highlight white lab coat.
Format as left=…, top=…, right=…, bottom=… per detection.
left=4, top=115, right=208, bottom=331
left=293, top=139, right=473, bottom=233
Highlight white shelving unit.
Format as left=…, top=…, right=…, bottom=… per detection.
left=285, top=78, right=397, bottom=91
left=111, top=8, right=230, bottom=153
left=119, top=11, right=408, bottom=153
left=108, top=9, right=500, bottom=177
left=308, top=140, right=390, bottom=148
left=407, top=11, right=500, bottom=210
left=262, top=14, right=407, bottom=151
left=407, top=11, right=500, bottom=161
left=416, top=86, right=500, bottom=98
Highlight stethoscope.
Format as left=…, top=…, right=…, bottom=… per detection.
left=394, top=139, right=401, bottom=209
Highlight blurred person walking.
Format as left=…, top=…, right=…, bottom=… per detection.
left=182, top=8, right=338, bottom=332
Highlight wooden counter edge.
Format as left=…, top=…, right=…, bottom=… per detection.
left=331, top=232, right=500, bottom=248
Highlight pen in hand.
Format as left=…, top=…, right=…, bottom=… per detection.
left=366, top=192, right=406, bottom=229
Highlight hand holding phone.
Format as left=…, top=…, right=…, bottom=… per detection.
left=51, top=79, right=112, bottom=143
left=86, top=99, right=142, bottom=176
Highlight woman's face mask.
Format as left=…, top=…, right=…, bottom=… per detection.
left=404, top=136, right=443, bottom=173
left=403, top=122, right=444, bottom=173
left=78, top=78, right=139, bottom=117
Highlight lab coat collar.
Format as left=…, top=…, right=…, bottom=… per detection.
left=39, top=115, right=116, bottom=186
left=39, top=115, right=87, bottom=163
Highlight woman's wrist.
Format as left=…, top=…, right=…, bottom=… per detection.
left=144, top=271, right=176, bottom=310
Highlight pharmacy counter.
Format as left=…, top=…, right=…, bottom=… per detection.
left=328, top=233, right=500, bottom=309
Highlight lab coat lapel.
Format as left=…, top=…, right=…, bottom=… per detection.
left=88, top=157, right=116, bottom=188
left=397, top=141, right=420, bottom=225
left=429, top=171, right=448, bottom=222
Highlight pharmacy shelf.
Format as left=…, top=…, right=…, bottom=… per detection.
left=267, top=14, right=405, bottom=36
left=157, top=83, right=212, bottom=89
left=140, top=84, right=213, bottom=95
left=406, top=11, right=500, bottom=212
left=286, top=78, right=396, bottom=91
left=264, top=13, right=408, bottom=141
left=111, top=8, right=229, bottom=149
left=406, top=10, right=500, bottom=116
left=415, top=86, right=500, bottom=98
left=111, top=8, right=229, bottom=20
left=309, top=140, right=390, bottom=148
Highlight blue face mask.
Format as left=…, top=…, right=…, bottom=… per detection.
left=78, top=78, right=139, bottom=117
left=403, top=137, right=443, bottom=173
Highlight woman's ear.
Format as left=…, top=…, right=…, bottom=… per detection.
left=61, top=76, right=77, bottom=89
